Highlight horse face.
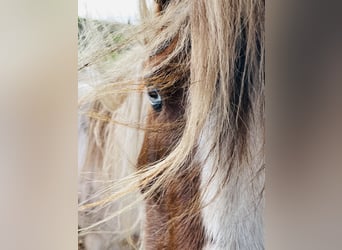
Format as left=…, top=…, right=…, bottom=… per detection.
left=135, top=2, right=206, bottom=249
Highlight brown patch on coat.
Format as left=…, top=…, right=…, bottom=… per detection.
left=137, top=108, right=205, bottom=249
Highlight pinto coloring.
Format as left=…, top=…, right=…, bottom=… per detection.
left=78, top=0, right=264, bottom=249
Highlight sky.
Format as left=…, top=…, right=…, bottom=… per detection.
left=78, top=0, right=150, bottom=23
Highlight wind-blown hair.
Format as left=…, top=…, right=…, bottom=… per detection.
left=78, top=0, right=264, bottom=249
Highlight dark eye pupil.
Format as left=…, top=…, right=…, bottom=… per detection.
left=147, top=88, right=162, bottom=112
left=148, top=90, right=159, bottom=99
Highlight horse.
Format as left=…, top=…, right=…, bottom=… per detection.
left=78, top=0, right=264, bottom=249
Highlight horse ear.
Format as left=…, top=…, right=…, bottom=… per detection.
left=155, top=0, right=171, bottom=13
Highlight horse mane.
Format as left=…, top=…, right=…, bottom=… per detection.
left=78, top=0, right=264, bottom=249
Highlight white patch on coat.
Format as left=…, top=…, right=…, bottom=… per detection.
left=198, top=117, right=264, bottom=250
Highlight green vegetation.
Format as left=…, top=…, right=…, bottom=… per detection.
left=78, top=17, right=132, bottom=62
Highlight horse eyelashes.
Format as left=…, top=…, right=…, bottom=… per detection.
left=147, top=88, right=163, bottom=112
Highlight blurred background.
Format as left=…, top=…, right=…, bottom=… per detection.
left=79, top=0, right=140, bottom=23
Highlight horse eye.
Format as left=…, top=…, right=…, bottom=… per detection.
left=147, top=88, right=162, bottom=112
